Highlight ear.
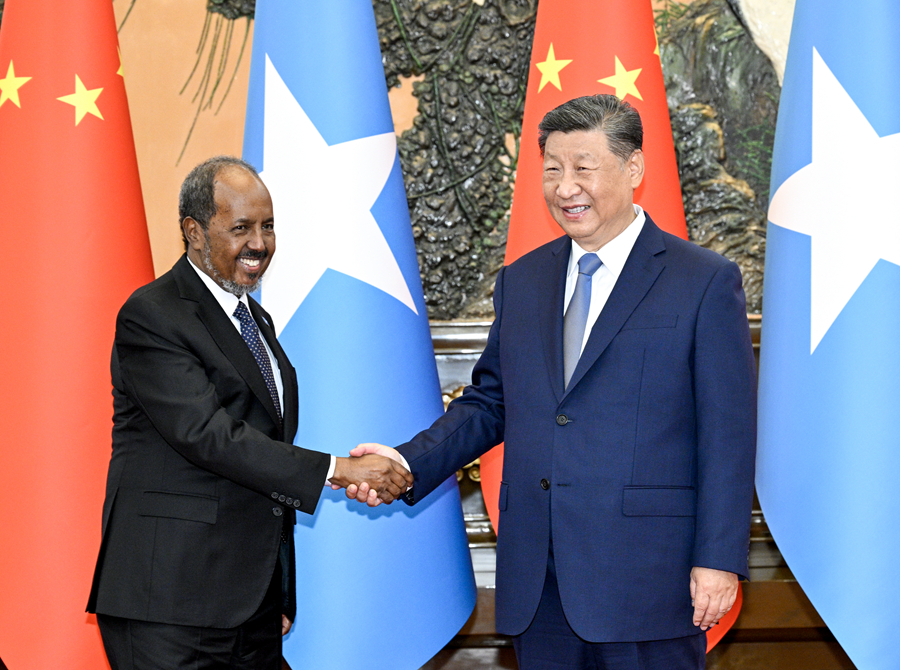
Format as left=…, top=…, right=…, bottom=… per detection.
left=182, top=217, right=205, bottom=252
left=628, top=149, right=645, bottom=189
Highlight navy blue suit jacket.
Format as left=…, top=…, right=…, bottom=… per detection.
left=397, top=216, right=757, bottom=642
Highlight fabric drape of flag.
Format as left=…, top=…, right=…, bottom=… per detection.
left=757, top=1, right=900, bottom=668
left=0, top=1, right=154, bottom=667
left=241, top=1, right=476, bottom=668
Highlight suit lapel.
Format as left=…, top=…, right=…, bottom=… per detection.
left=172, top=256, right=284, bottom=431
left=251, top=299, right=298, bottom=442
left=538, top=236, right=572, bottom=404
left=563, top=218, right=667, bottom=398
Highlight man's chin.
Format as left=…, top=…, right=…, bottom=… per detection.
left=218, top=273, right=264, bottom=298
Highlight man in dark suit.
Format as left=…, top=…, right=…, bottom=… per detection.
left=87, top=156, right=411, bottom=670
left=347, top=95, right=757, bottom=669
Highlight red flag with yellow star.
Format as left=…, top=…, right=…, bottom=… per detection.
left=0, top=0, right=153, bottom=667
left=506, top=0, right=686, bottom=262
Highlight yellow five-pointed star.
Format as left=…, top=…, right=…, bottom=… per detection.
left=57, top=74, right=104, bottom=125
left=598, top=56, right=643, bottom=101
left=0, top=61, right=32, bottom=109
left=117, top=48, right=124, bottom=77
left=536, top=43, right=572, bottom=92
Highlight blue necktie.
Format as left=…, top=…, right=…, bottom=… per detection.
left=563, top=253, right=603, bottom=388
left=234, top=301, right=282, bottom=421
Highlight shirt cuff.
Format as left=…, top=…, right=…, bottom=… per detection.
left=398, top=453, right=411, bottom=473
left=324, top=455, right=336, bottom=485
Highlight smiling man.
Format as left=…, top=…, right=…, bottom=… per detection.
left=87, top=156, right=412, bottom=670
left=346, top=96, right=757, bottom=670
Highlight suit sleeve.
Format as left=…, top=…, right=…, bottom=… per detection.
left=114, top=296, right=330, bottom=514
left=398, top=267, right=508, bottom=503
left=691, top=260, right=757, bottom=579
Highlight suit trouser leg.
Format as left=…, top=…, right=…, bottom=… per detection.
left=97, top=563, right=282, bottom=670
left=512, top=547, right=705, bottom=670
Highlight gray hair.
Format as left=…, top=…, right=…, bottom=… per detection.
left=537, top=94, right=643, bottom=162
left=179, top=156, right=259, bottom=249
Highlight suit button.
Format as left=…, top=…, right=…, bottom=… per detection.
left=272, top=507, right=283, bottom=517
left=556, top=414, right=568, bottom=426
left=278, top=495, right=286, bottom=502
left=540, top=479, right=550, bottom=490
left=285, top=497, right=293, bottom=505
left=293, top=500, right=301, bottom=508
left=271, top=492, right=279, bottom=499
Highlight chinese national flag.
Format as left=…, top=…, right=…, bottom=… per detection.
left=479, top=0, right=735, bottom=652
left=0, top=0, right=154, bottom=667
left=506, top=0, right=686, bottom=265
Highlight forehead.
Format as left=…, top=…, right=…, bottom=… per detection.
left=543, top=129, right=612, bottom=161
left=212, top=167, right=271, bottom=211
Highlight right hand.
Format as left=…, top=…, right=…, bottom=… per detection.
left=336, top=444, right=411, bottom=506
left=328, top=452, right=412, bottom=506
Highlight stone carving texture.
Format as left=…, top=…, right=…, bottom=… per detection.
left=375, top=0, right=537, bottom=319
left=660, top=0, right=779, bottom=313
left=207, top=0, right=255, bottom=20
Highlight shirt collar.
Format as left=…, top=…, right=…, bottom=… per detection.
left=567, top=205, right=646, bottom=280
left=187, top=254, right=249, bottom=318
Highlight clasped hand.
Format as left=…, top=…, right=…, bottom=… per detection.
left=328, top=444, right=411, bottom=507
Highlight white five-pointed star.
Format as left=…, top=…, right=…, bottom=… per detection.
left=258, top=55, right=417, bottom=335
left=768, top=47, right=900, bottom=353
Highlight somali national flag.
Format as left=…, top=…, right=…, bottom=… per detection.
left=757, top=1, right=900, bottom=668
left=242, top=1, right=476, bottom=667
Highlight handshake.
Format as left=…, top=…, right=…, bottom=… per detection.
left=327, top=443, right=412, bottom=507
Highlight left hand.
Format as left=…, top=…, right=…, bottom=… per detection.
left=690, top=566, right=738, bottom=630
left=282, top=615, right=292, bottom=636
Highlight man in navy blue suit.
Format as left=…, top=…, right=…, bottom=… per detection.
left=347, top=95, right=757, bottom=669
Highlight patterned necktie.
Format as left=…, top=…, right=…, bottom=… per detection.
left=563, top=252, right=603, bottom=389
left=233, top=301, right=282, bottom=421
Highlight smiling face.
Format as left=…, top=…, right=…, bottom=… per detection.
left=542, top=129, right=644, bottom=252
left=184, top=166, right=275, bottom=296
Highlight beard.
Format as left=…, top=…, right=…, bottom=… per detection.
left=202, top=235, right=267, bottom=298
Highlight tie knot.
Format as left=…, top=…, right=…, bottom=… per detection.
left=233, top=301, right=252, bottom=323
left=578, top=253, right=602, bottom=276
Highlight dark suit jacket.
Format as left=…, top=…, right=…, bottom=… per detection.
left=87, top=255, right=331, bottom=628
left=397, top=216, right=757, bottom=643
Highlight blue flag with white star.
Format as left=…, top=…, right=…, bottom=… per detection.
left=242, top=1, right=476, bottom=667
left=757, top=1, right=900, bottom=668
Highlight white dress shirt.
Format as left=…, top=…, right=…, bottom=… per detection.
left=563, top=205, right=646, bottom=356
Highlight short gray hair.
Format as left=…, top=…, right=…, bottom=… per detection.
left=537, top=94, right=643, bottom=162
left=179, top=156, right=259, bottom=249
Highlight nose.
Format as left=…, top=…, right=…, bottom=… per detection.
left=556, top=170, right=582, bottom=199
left=246, top=225, right=265, bottom=251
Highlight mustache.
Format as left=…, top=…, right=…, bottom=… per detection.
left=238, top=249, right=268, bottom=260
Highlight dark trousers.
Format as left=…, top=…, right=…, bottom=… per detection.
left=97, top=565, right=282, bottom=670
left=513, top=549, right=705, bottom=670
